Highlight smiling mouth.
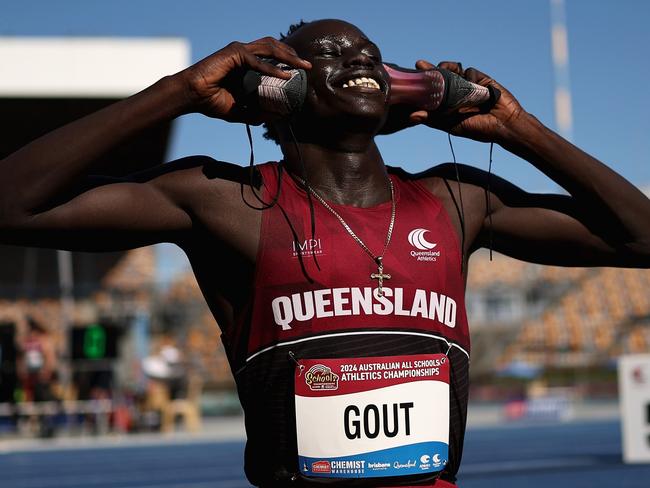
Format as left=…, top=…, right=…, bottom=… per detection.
left=339, top=76, right=382, bottom=91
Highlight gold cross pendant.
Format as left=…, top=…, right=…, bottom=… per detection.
left=370, top=257, right=391, bottom=297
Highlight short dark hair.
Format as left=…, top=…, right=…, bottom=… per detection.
left=262, top=20, right=310, bottom=145
left=281, top=20, right=309, bottom=41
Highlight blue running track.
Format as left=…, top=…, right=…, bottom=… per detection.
left=1, top=420, right=649, bottom=488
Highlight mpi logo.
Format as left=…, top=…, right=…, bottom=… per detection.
left=292, top=238, right=324, bottom=258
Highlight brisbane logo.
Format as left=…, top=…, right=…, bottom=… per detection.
left=407, top=228, right=437, bottom=250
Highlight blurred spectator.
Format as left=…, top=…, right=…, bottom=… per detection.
left=142, top=337, right=201, bottom=432
left=16, top=316, right=59, bottom=437
left=17, top=317, right=56, bottom=403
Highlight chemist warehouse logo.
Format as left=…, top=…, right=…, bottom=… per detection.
left=407, top=228, right=441, bottom=262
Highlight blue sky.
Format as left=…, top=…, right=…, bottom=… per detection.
left=4, top=0, right=649, bottom=191
left=4, top=0, right=649, bottom=278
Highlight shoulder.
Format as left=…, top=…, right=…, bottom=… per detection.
left=97, top=156, right=274, bottom=236
left=123, top=156, right=272, bottom=204
left=387, top=163, right=524, bottom=249
left=126, top=156, right=250, bottom=187
left=127, top=157, right=272, bottom=251
left=389, top=162, right=526, bottom=200
left=389, top=162, right=492, bottom=185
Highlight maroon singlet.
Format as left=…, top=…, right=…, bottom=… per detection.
left=223, top=162, right=468, bottom=488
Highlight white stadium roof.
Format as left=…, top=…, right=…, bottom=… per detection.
left=0, top=37, right=191, bottom=293
left=0, top=37, right=190, bottom=97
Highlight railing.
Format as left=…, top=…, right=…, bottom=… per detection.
left=0, top=399, right=113, bottom=417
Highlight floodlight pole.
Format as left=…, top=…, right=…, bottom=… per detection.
left=550, top=0, right=574, bottom=142
left=57, top=249, right=74, bottom=389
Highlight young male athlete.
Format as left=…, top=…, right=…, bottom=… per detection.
left=1, top=18, right=649, bottom=487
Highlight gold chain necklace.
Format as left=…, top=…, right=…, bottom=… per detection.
left=296, top=176, right=396, bottom=296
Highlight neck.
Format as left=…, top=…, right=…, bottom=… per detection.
left=280, top=137, right=391, bottom=207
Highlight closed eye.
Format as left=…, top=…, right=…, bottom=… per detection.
left=314, top=39, right=342, bottom=58
left=319, top=50, right=340, bottom=57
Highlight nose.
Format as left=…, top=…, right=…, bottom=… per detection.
left=344, top=50, right=376, bottom=69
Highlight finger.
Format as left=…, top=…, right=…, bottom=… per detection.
left=250, top=37, right=299, bottom=61
left=437, top=61, right=463, bottom=75
left=428, top=111, right=476, bottom=134
left=244, top=53, right=294, bottom=80
left=463, top=67, right=491, bottom=85
left=457, top=105, right=481, bottom=115
left=409, top=110, right=428, bottom=124
left=248, top=37, right=311, bottom=69
left=415, top=59, right=435, bottom=70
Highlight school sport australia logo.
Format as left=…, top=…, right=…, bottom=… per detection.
left=419, top=453, right=444, bottom=470
left=407, top=228, right=441, bottom=262
left=304, top=364, right=340, bottom=391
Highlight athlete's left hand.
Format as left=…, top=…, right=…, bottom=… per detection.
left=381, top=60, right=528, bottom=144
left=420, top=61, right=528, bottom=142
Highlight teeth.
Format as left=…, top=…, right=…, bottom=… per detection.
left=342, top=77, right=381, bottom=90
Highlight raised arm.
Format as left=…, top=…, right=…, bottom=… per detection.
left=0, top=38, right=311, bottom=251
left=484, top=115, right=650, bottom=267
left=413, top=61, right=650, bottom=268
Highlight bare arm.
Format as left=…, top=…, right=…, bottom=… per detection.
left=486, top=116, right=650, bottom=267
left=0, top=38, right=310, bottom=250
left=0, top=159, right=204, bottom=251
left=413, top=61, right=650, bottom=268
left=436, top=164, right=650, bottom=267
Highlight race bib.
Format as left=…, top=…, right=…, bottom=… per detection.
left=295, top=354, right=449, bottom=478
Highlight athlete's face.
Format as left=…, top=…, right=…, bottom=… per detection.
left=284, top=19, right=389, bottom=127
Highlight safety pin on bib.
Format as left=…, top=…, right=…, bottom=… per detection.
left=288, top=351, right=305, bottom=376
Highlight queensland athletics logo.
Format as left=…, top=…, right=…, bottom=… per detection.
left=304, top=364, right=339, bottom=391
left=408, top=229, right=441, bottom=262
left=408, top=228, right=437, bottom=250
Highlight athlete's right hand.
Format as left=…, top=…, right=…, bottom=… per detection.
left=179, top=37, right=311, bottom=124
